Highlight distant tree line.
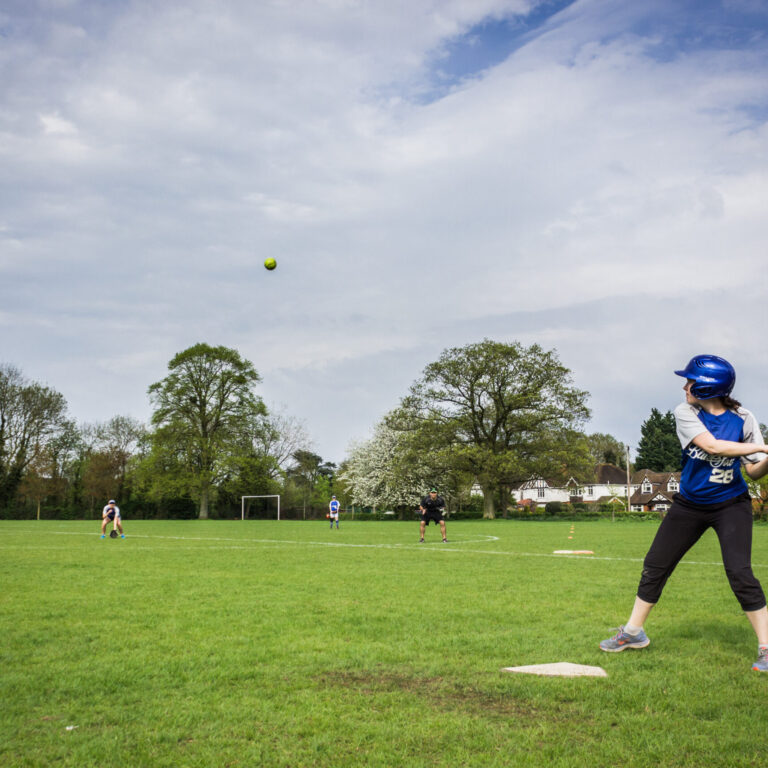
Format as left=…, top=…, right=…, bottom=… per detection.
left=7, top=338, right=745, bottom=521
left=0, top=347, right=336, bottom=520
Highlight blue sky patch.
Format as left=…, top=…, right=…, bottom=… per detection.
left=631, top=0, right=768, bottom=63
left=421, top=0, right=768, bottom=101
left=423, top=0, right=578, bottom=99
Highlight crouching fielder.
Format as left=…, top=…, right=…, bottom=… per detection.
left=600, top=355, right=768, bottom=671
left=101, top=499, right=125, bottom=539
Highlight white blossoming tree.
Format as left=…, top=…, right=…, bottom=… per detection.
left=340, top=419, right=442, bottom=515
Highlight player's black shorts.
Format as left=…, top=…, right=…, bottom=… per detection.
left=421, top=510, right=444, bottom=525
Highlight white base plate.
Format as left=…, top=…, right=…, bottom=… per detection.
left=502, top=662, right=607, bottom=678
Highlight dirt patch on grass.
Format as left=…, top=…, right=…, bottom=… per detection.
left=316, top=669, right=585, bottom=724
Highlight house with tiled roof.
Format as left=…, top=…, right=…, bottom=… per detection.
left=629, top=470, right=680, bottom=513
left=512, top=464, right=631, bottom=507
left=511, top=464, right=683, bottom=513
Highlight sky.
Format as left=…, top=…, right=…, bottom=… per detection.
left=2, top=0, right=768, bottom=466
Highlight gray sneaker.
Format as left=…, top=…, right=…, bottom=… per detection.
left=752, top=647, right=768, bottom=672
left=599, top=626, right=650, bottom=652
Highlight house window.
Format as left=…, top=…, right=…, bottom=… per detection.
left=569, top=487, right=578, bottom=497
left=668, top=480, right=679, bottom=492
left=538, top=487, right=546, bottom=499
left=586, top=486, right=594, bottom=496
left=642, top=481, right=652, bottom=493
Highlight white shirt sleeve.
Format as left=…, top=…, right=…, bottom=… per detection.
left=737, top=407, right=765, bottom=464
left=674, top=403, right=707, bottom=449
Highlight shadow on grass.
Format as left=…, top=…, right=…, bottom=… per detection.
left=662, top=619, right=752, bottom=650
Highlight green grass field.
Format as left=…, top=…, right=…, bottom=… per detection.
left=2, top=519, right=768, bottom=767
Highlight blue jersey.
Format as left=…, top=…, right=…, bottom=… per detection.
left=676, top=405, right=754, bottom=504
left=329, top=500, right=340, bottom=513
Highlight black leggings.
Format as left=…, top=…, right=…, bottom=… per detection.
left=637, top=493, right=766, bottom=612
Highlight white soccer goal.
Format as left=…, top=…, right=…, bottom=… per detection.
left=241, top=495, right=281, bottom=521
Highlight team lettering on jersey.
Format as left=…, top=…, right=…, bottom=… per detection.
left=678, top=405, right=752, bottom=503
left=685, top=445, right=738, bottom=486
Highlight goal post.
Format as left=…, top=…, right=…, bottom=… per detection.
left=241, top=495, right=281, bottom=521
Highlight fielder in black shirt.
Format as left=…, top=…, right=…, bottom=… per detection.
left=419, top=487, right=447, bottom=543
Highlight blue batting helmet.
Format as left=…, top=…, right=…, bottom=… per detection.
left=674, top=355, right=735, bottom=400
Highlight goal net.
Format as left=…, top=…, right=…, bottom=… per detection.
left=241, top=495, right=281, bottom=521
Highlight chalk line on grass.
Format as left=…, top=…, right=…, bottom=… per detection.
left=0, top=529, right=498, bottom=545
left=2, top=528, right=768, bottom=569
left=553, top=550, right=594, bottom=555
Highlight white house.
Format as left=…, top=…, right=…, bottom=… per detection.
left=510, top=465, right=683, bottom=513
left=512, top=464, right=630, bottom=506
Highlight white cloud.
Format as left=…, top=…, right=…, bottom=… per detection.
left=39, top=112, right=78, bottom=135
left=1, top=0, right=767, bottom=461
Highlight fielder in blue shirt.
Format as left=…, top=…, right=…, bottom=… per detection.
left=329, top=495, right=340, bottom=529
left=600, top=355, right=768, bottom=671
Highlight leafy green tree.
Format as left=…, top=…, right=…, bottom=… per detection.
left=76, top=423, right=105, bottom=515
left=18, top=455, right=49, bottom=519
left=16, top=419, right=82, bottom=517
left=746, top=471, right=768, bottom=520
left=82, top=449, right=122, bottom=510
left=311, top=474, right=333, bottom=514
left=73, top=416, right=149, bottom=516
left=43, top=420, right=84, bottom=513
left=745, top=423, right=768, bottom=520
left=635, top=408, right=680, bottom=472
left=0, top=364, right=69, bottom=511
left=586, top=432, right=628, bottom=469
left=214, top=407, right=312, bottom=516
left=132, top=424, right=199, bottom=514
left=215, top=434, right=282, bottom=516
left=396, top=340, right=591, bottom=518
left=287, top=450, right=335, bottom=518
left=95, top=416, right=147, bottom=501
left=148, top=344, right=266, bottom=518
